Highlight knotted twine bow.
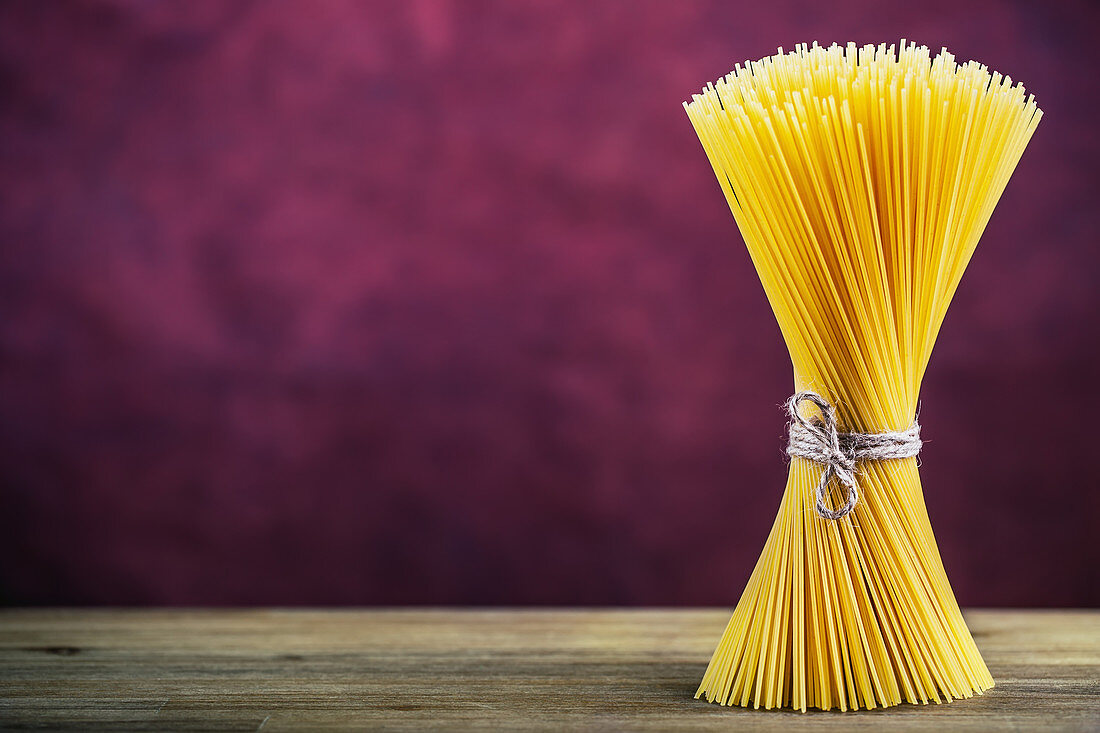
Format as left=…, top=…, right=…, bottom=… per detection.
left=786, top=391, right=923, bottom=520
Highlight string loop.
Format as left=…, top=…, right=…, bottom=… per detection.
left=786, top=391, right=922, bottom=520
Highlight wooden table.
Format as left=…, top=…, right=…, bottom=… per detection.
left=1, top=609, right=1097, bottom=731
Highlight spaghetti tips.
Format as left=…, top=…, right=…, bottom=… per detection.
left=684, top=42, right=1040, bottom=711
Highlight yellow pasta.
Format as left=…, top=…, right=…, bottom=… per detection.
left=684, top=41, right=1041, bottom=712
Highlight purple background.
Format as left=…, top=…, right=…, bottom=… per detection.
left=1, top=0, right=1097, bottom=607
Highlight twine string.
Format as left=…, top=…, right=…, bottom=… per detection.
left=785, top=391, right=922, bottom=520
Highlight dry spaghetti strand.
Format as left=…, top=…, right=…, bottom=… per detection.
left=685, top=41, right=1040, bottom=712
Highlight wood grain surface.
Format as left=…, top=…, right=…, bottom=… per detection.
left=0, top=609, right=1097, bottom=731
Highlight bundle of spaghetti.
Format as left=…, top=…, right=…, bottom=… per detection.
left=684, top=41, right=1040, bottom=712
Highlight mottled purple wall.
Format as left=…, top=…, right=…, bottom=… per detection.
left=1, top=0, right=1097, bottom=606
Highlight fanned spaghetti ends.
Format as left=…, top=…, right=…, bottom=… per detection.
left=684, top=42, right=1040, bottom=712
